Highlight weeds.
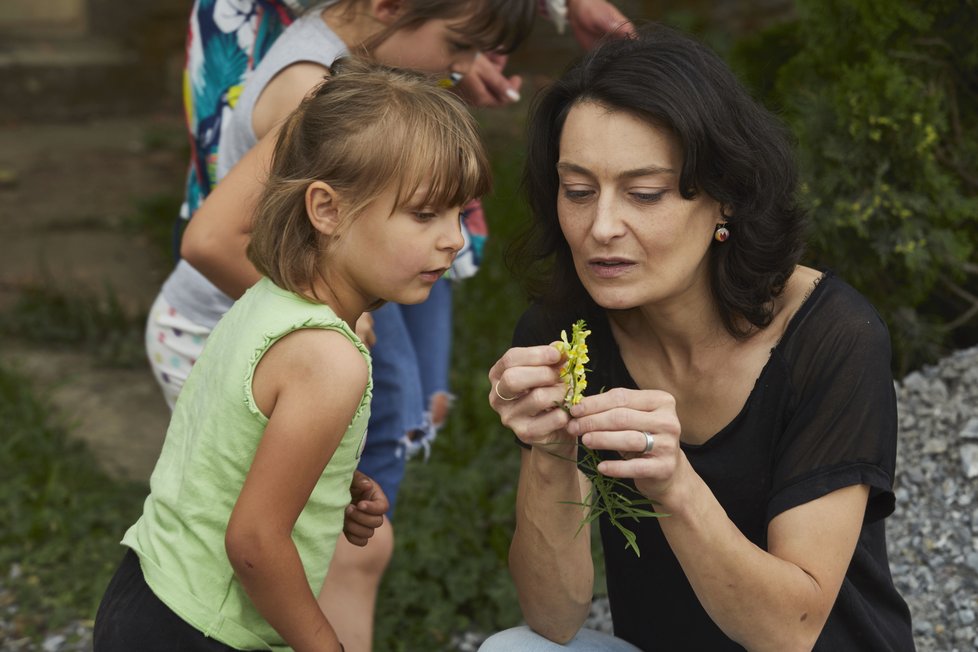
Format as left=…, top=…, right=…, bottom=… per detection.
left=0, top=364, right=146, bottom=638
left=123, top=192, right=182, bottom=265
left=0, top=281, right=147, bottom=368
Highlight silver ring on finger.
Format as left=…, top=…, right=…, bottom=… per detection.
left=641, top=431, right=655, bottom=455
left=494, top=381, right=519, bottom=402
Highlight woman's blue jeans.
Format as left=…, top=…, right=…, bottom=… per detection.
left=478, top=626, right=642, bottom=651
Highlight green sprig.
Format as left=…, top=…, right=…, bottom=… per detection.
left=549, top=319, right=667, bottom=557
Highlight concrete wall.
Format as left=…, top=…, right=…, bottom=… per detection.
left=0, top=0, right=187, bottom=121
left=0, top=0, right=88, bottom=36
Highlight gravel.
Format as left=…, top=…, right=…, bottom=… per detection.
left=4, top=348, right=977, bottom=651
left=888, top=346, right=978, bottom=652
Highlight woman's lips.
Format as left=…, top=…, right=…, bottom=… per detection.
left=587, top=258, right=635, bottom=278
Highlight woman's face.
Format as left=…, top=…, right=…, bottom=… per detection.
left=556, top=101, right=722, bottom=312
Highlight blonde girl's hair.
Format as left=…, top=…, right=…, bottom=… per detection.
left=330, top=0, right=536, bottom=54
left=247, top=56, right=492, bottom=300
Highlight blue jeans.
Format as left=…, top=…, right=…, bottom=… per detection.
left=478, top=627, right=642, bottom=651
left=361, top=278, right=453, bottom=517
left=400, top=277, right=452, bottom=400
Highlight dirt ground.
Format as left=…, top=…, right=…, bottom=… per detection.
left=0, top=113, right=188, bottom=481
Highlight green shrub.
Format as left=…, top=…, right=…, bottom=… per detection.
left=733, top=0, right=978, bottom=373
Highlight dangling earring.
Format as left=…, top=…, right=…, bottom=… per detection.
left=714, top=223, right=730, bottom=242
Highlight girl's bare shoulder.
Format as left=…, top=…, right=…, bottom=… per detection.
left=253, top=61, right=331, bottom=139
left=253, top=327, right=368, bottom=417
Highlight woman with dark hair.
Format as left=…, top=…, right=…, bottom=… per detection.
left=481, top=26, right=915, bottom=651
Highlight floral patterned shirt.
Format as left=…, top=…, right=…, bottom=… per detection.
left=176, top=0, right=488, bottom=277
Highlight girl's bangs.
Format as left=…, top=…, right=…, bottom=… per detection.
left=389, top=121, right=489, bottom=211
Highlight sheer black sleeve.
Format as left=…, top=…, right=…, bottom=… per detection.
left=766, top=277, right=898, bottom=524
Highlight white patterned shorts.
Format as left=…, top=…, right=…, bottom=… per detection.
left=144, top=293, right=211, bottom=409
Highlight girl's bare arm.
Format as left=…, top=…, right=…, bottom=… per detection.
left=181, top=62, right=329, bottom=299
left=226, top=328, right=368, bottom=651
left=180, top=132, right=270, bottom=298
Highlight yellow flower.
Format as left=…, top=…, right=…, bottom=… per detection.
left=553, top=319, right=590, bottom=408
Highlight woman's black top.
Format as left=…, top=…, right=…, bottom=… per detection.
left=512, top=273, right=915, bottom=651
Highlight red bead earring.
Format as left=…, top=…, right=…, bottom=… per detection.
left=714, top=224, right=730, bottom=242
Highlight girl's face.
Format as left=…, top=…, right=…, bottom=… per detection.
left=556, top=102, right=722, bottom=312
left=329, top=182, right=465, bottom=307
left=371, top=16, right=480, bottom=77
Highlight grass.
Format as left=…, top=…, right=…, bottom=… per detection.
left=0, top=281, right=148, bottom=368
left=0, top=123, right=180, bottom=643
left=0, top=363, right=146, bottom=640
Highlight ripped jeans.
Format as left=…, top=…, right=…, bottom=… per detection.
left=360, top=278, right=454, bottom=517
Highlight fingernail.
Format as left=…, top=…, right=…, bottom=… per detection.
left=505, top=87, right=521, bottom=102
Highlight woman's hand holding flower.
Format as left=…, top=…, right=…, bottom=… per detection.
left=488, top=345, right=573, bottom=449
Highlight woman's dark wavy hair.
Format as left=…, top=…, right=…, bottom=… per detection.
left=513, top=24, right=808, bottom=337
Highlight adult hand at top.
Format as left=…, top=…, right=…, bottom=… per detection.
left=454, top=51, right=523, bottom=108
left=568, top=0, right=636, bottom=50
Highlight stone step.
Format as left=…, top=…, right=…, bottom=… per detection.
left=0, top=116, right=186, bottom=312
left=0, top=35, right=171, bottom=121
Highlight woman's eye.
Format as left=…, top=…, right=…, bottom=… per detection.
left=631, top=190, right=666, bottom=203
left=562, top=187, right=593, bottom=201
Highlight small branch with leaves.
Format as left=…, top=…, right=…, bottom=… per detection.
left=548, top=319, right=667, bottom=557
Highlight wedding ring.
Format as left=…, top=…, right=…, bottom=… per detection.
left=641, top=431, right=655, bottom=454
left=494, top=381, right=519, bottom=402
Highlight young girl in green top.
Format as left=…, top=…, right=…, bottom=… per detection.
left=94, top=58, right=490, bottom=652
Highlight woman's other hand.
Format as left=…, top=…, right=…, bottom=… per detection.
left=566, top=387, right=684, bottom=504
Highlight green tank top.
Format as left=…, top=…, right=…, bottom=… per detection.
left=122, top=277, right=371, bottom=650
